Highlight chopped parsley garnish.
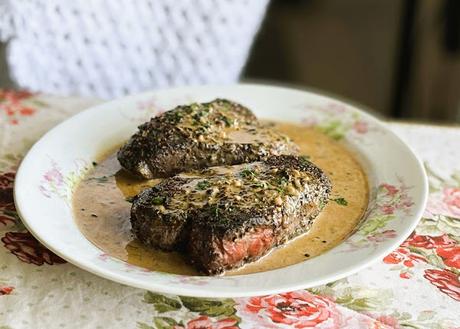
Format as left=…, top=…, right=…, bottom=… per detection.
left=220, top=115, right=234, bottom=127
left=167, top=111, right=183, bottom=122
left=273, top=176, right=289, bottom=193
left=196, top=123, right=211, bottom=132
left=190, top=103, right=200, bottom=111
left=277, top=176, right=288, bottom=186
left=152, top=196, right=165, bottom=205
left=197, top=180, right=211, bottom=190
left=275, top=187, right=284, bottom=193
left=240, top=168, right=256, bottom=178
left=192, top=110, right=209, bottom=123
left=319, top=200, right=326, bottom=209
left=332, top=197, right=348, bottom=206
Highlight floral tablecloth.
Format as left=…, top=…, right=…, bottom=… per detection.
left=0, top=90, right=459, bottom=329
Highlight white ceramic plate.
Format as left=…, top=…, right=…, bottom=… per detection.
left=14, top=84, right=427, bottom=297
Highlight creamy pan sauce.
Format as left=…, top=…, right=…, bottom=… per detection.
left=73, top=122, right=368, bottom=276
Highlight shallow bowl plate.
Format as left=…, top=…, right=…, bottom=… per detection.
left=14, top=84, right=427, bottom=297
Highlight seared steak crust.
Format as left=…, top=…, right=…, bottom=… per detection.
left=131, top=155, right=331, bottom=274
left=118, top=99, right=297, bottom=179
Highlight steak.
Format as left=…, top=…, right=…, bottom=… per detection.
left=118, top=99, right=297, bottom=179
left=130, top=155, right=331, bottom=275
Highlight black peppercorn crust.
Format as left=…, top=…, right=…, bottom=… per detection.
left=117, top=99, right=297, bottom=179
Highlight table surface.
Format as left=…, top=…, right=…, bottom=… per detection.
left=0, top=90, right=459, bottom=329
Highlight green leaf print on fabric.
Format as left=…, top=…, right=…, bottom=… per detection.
left=309, top=279, right=392, bottom=313
left=179, top=296, right=237, bottom=317
left=310, top=279, right=459, bottom=328
left=425, top=253, right=446, bottom=269
left=143, top=292, right=181, bottom=313
left=141, top=293, right=241, bottom=328
left=153, top=317, right=180, bottom=329
left=137, top=322, right=154, bottom=329
left=416, top=216, right=460, bottom=237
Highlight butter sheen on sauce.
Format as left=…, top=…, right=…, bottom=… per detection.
left=73, top=122, right=369, bottom=276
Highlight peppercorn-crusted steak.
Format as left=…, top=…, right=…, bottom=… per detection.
left=118, top=99, right=297, bottom=179
left=130, top=155, right=331, bottom=275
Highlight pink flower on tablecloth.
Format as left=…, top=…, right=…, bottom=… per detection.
left=403, top=233, right=457, bottom=250
left=374, top=315, right=401, bottom=328
left=443, top=187, right=460, bottom=217
left=383, top=247, right=426, bottom=268
left=436, top=246, right=460, bottom=269
left=352, top=120, right=368, bottom=134
left=424, top=269, right=460, bottom=301
left=1, top=231, right=66, bottom=265
left=242, top=290, right=341, bottom=328
left=0, top=172, right=16, bottom=225
left=425, top=187, right=460, bottom=219
left=383, top=247, right=426, bottom=278
left=0, top=89, right=36, bottom=125
left=0, top=285, right=14, bottom=295
left=174, top=316, right=238, bottom=329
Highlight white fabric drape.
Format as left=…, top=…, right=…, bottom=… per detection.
left=0, top=0, right=269, bottom=98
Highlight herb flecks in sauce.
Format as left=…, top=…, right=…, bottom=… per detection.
left=332, top=197, right=348, bottom=206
